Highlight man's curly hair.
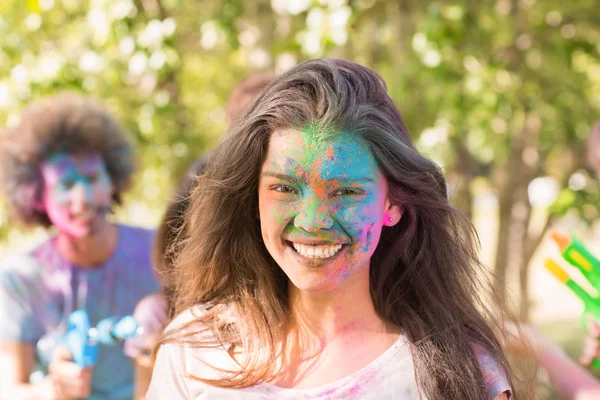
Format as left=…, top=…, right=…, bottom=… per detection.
left=0, top=92, right=136, bottom=228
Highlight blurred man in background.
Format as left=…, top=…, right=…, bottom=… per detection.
left=0, top=93, right=159, bottom=400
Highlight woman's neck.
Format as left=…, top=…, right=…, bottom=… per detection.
left=56, top=223, right=118, bottom=268
left=268, top=265, right=401, bottom=389
left=288, top=265, right=395, bottom=342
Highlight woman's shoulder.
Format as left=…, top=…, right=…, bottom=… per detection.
left=163, top=305, right=235, bottom=356
left=154, top=306, right=238, bottom=388
left=168, top=304, right=235, bottom=329
left=149, top=308, right=215, bottom=400
left=473, top=343, right=512, bottom=399
left=165, top=305, right=211, bottom=335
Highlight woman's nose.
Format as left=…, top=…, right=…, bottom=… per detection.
left=293, top=195, right=334, bottom=232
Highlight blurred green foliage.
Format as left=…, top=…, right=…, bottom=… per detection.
left=0, top=2, right=599, bottom=396
left=0, top=0, right=598, bottom=258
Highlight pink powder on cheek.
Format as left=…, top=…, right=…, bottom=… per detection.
left=43, top=196, right=91, bottom=238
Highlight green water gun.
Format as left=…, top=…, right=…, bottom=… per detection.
left=551, top=232, right=600, bottom=289
left=545, top=231, right=600, bottom=370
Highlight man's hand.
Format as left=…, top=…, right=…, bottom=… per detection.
left=499, top=321, right=551, bottom=357
left=580, top=318, right=600, bottom=367
left=124, top=292, right=168, bottom=367
left=47, top=346, right=93, bottom=399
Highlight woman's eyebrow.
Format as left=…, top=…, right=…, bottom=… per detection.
left=261, top=171, right=374, bottom=185
left=324, top=177, right=374, bottom=184
left=260, top=172, right=304, bottom=185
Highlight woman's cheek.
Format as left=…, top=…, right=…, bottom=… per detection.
left=266, top=202, right=294, bottom=227
left=335, top=209, right=363, bottom=236
left=338, top=208, right=381, bottom=251
left=337, top=198, right=380, bottom=228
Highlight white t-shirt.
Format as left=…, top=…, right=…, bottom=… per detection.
left=147, top=310, right=510, bottom=400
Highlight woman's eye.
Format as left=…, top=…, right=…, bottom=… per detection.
left=274, top=185, right=298, bottom=194
left=334, top=188, right=362, bottom=197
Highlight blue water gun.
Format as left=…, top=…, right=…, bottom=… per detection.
left=37, top=310, right=141, bottom=368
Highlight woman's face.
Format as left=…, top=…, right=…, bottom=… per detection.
left=258, top=128, right=401, bottom=293
left=39, top=153, right=113, bottom=238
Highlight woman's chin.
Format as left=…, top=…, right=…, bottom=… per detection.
left=286, top=270, right=344, bottom=294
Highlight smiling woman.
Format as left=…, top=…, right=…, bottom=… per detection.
left=258, top=129, right=400, bottom=294
left=148, top=59, right=515, bottom=400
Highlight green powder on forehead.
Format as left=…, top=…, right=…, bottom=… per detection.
left=301, top=122, right=338, bottom=146
left=296, top=123, right=340, bottom=167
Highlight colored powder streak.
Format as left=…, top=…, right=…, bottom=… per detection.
left=292, top=128, right=382, bottom=231
left=299, top=125, right=378, bottom=185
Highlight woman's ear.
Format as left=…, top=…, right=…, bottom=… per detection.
left=383, top=203, right=402, bottom=227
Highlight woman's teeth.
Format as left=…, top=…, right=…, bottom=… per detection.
left=292, top=243, right=343, bottom=259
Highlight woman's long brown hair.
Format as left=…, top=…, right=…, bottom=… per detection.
left=161, top=58, right=515, bottom=399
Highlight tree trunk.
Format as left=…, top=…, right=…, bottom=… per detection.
left=495, top=111, right=541, bottom=317
left=508, top=185, right=533, bottom=321
left=449, top=135, right=474, bottom=220
left=494, top=180, right=514, bottom=309
left=519, top=214, right=554, bottom=321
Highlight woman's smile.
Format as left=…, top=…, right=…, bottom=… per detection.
left=285, top=240, right=349, bottom=267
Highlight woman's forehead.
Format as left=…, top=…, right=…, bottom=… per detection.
left=263, top=129, right=381, bottom=180
left=267, top=129, right=373, bottom=160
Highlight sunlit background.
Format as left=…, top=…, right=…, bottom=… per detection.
left=0, top=0, right=599, bottom=397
